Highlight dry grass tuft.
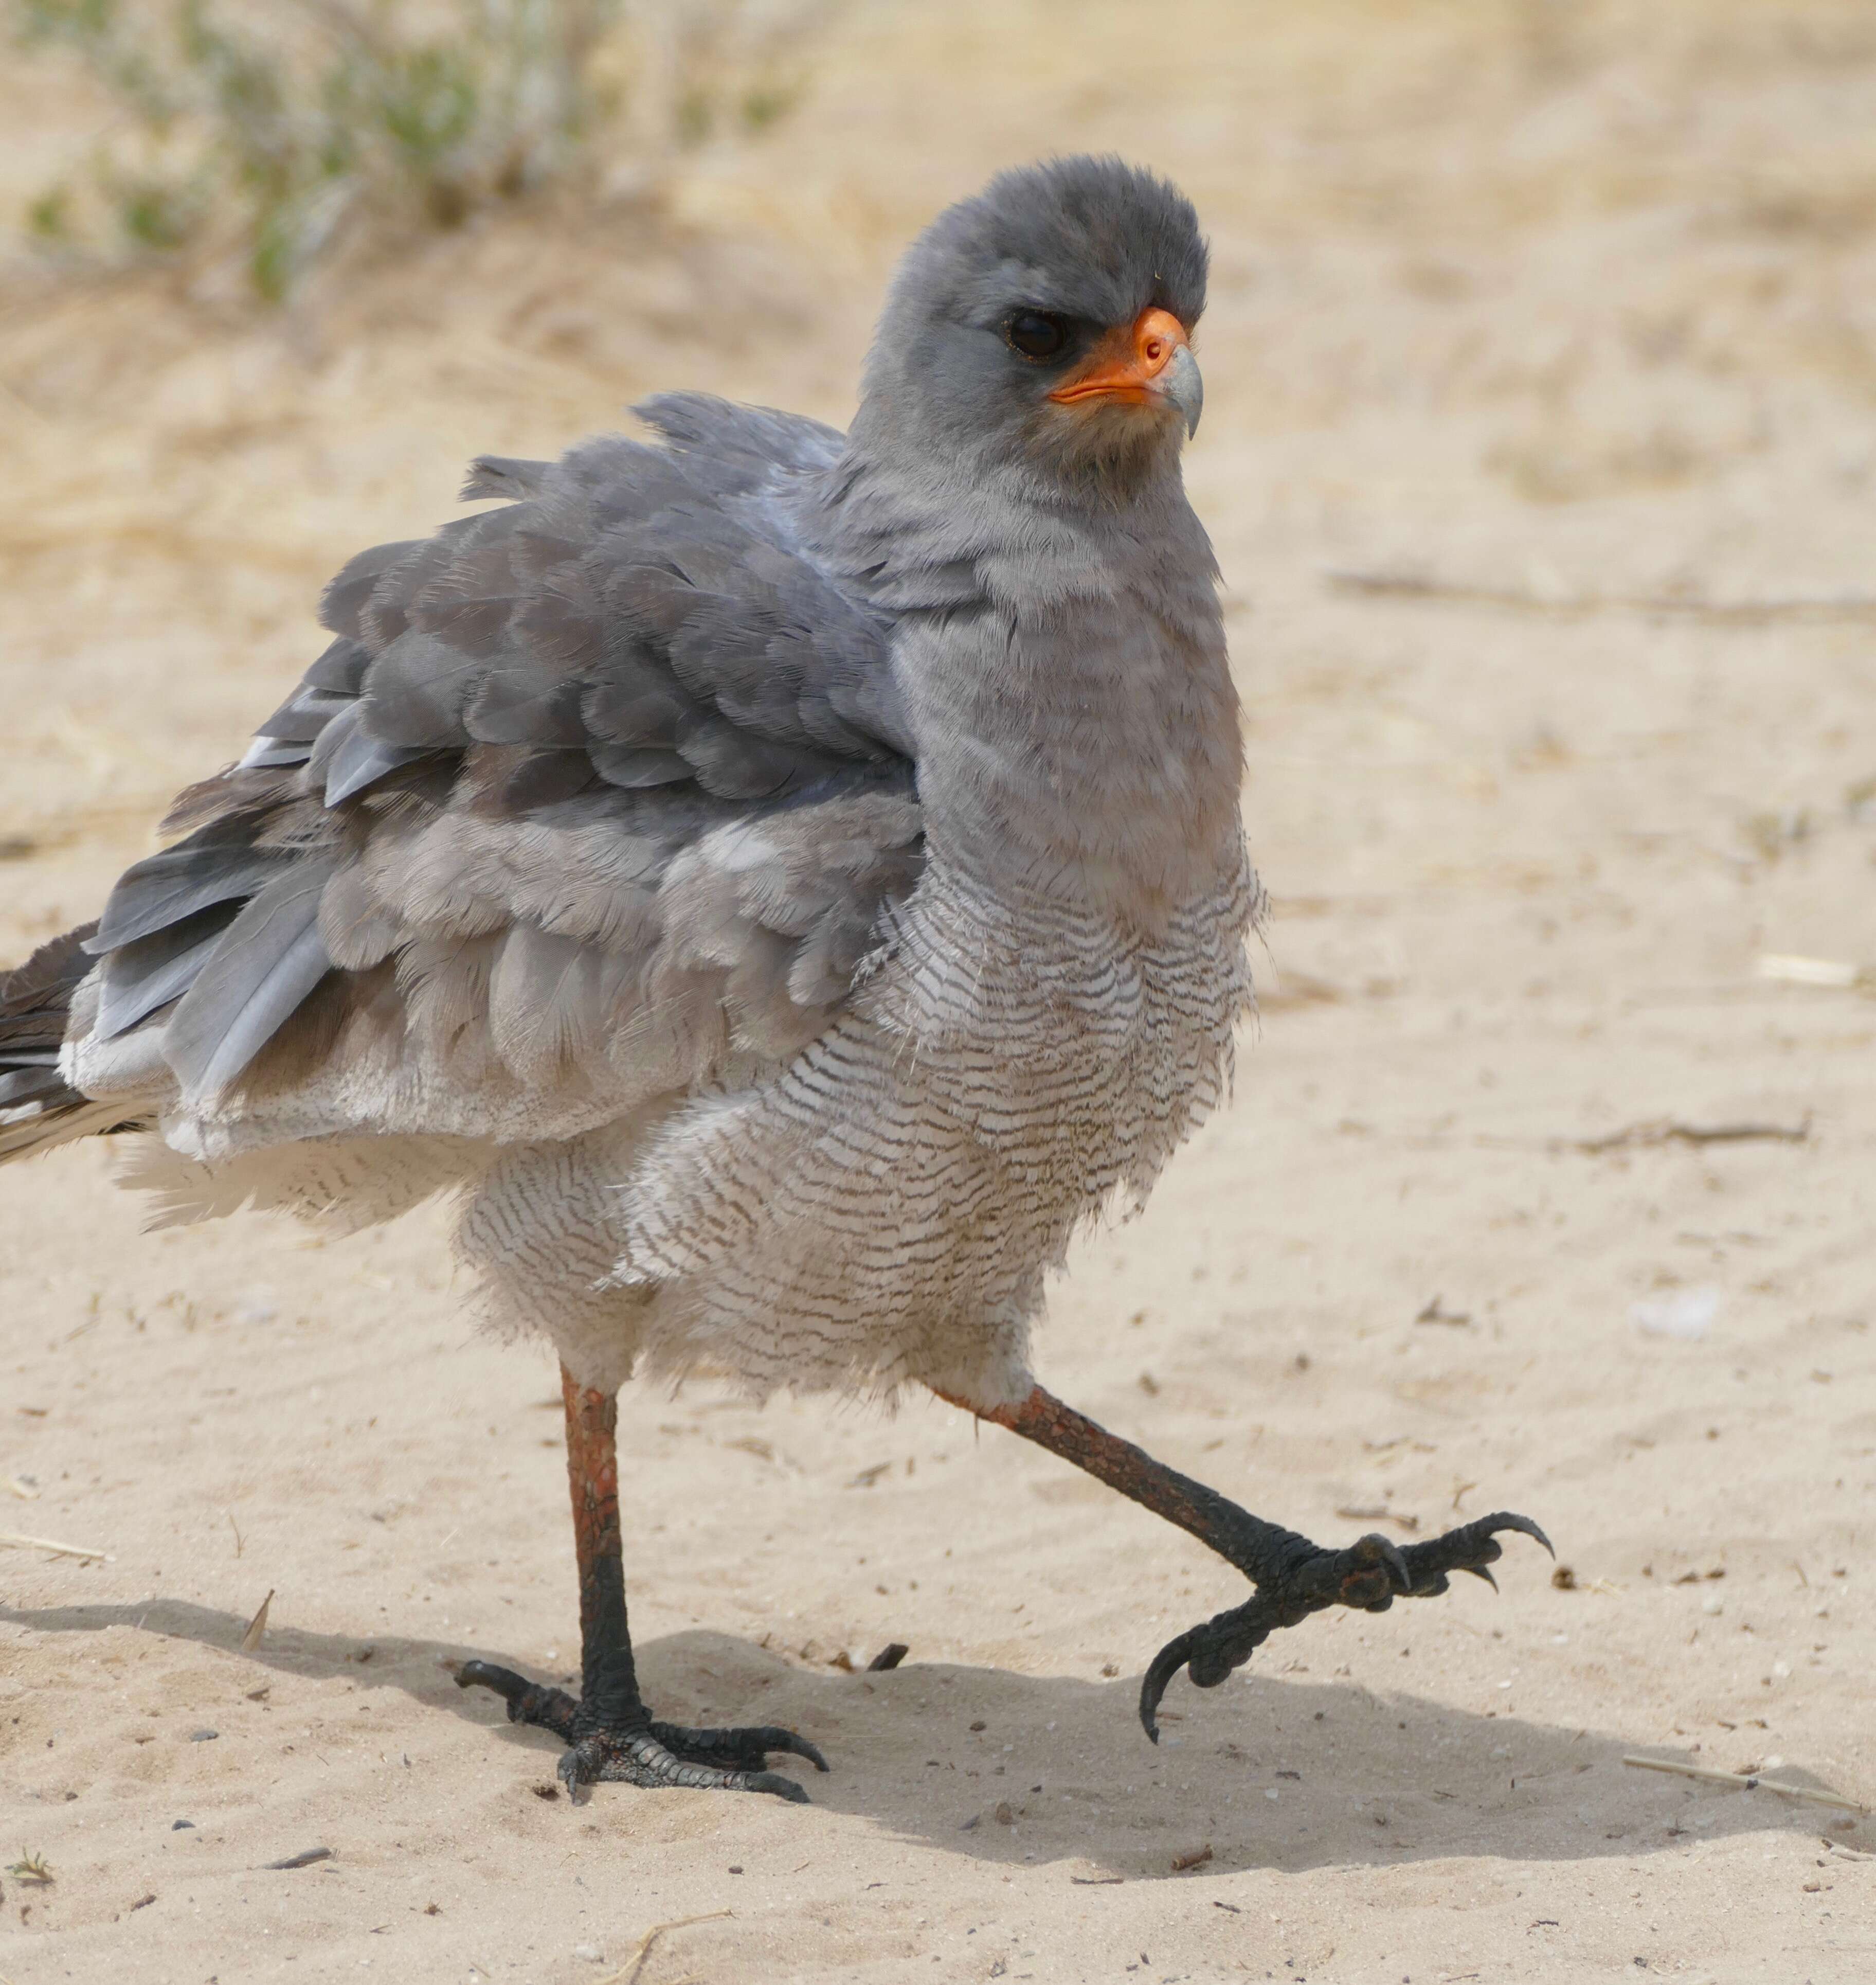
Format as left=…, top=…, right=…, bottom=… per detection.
left=7, top=0, right=826, bottom=300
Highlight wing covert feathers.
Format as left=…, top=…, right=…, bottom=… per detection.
left=58, top=395, right=922, bottom=1119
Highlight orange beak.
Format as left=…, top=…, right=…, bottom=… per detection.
left=1046, top=307, right=1203, bottom=436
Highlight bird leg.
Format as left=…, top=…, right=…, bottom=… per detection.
left=456, top=1363, right=827, bottom=1802
left=935, top=1383, right=1549, bottom=1741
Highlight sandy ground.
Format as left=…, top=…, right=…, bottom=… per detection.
left=4, top=2, right=1875, bottom=1979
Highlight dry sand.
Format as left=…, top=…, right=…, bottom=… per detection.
left=3, top=3, right=1874, bottom=1979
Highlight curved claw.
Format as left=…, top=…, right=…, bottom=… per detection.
left=748, top=1771, right=813, bottom=1803
left=559, top=1739, right=600, bottom=1800
left=1139, top=1622, right=1206, bottom=1743
left=1452, top=1511, right=1553, bottom=1558
left=651, top=1720, right=831, bottom=1774
left=1138, top=1591, right=1290, bottom=1740
left=756, top=1727, right=830, bottom=1774
left=1134, top=1510, right=1552, bottom=1743
left=1499, top=1512, right=1555, bottom=1558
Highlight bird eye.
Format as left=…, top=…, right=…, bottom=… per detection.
left=1005, top=311, right=1068, bottom=361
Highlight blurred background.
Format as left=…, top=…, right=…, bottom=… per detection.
left=2, top=0, right=1873, bottom=997
left=4, top=9, right=1874, bottom=1974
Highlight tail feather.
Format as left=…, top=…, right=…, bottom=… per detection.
left=0, top=922, right=145, bottom=1160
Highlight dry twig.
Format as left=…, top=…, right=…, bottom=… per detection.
left=600, top=1910, right=733, bottom=1985
left=1335, top=1505, right=1420, bottom=1532
left=1569, top=1119, right=1809, bottom=1155
left=1757, top=954, right=1873, bottom=992
left=1624, top=1754, right=1870, bottom=1814
left=1325, top=569, right=1876, bottom=624
left=0, top=1530, right=112, bottom=1562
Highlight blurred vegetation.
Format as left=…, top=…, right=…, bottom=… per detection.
left=9, top=0, right=822, bottom=301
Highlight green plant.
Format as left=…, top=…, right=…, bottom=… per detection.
left=10, top=0, right=823, bottom=301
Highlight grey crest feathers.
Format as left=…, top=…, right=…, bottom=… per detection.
left=905, top=155, right=1207, bottom=333
left=852, top=155, right=1208, bottom=488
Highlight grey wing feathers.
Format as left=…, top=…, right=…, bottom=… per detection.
left=160, top=860, right=340, bottom=1100
left=96, top=905, right=242, bottom=1041
left=0, top=924, right=138, bottom=1153
left=0, top=925, right=97, bottom=1074
left=68, top=395, right=924, bottom=1115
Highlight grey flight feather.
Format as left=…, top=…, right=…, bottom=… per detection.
left=0, top=924, right=109, bottom=1137
left=95, top=904, right=242, bottom=1041
left=161, top=861, right=340, bottom=1102
left=87, top=830, right=292, bottom=954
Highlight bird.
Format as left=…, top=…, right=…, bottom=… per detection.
left=0, top=155, right=1546, bottom=1804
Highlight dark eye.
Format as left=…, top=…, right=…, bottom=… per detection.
left=1005, top=311, right=1068, bottom=360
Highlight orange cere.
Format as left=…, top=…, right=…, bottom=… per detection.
left=1047, top=307, right=1189, bottom=409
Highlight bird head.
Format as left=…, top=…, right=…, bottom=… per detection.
left=854, top=155, right=1209, bottom=499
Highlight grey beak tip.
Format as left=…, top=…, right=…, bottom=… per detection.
left=1164, top=345, right=1203, bottom=439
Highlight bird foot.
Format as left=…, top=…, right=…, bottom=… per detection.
left=1139, top=1509, right=1552, bottom=1740
left=456, top=1658, right=828, bottom=1803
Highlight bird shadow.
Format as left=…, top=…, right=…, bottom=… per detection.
left=1, top=1599, right=1845, bottom=1876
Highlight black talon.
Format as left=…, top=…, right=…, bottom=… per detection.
left=459, top=1656, right=823, bottom=1803
left=1140, top=1623, right=1206, bottom=1742
left=1137, top=1508, right=1553, bottom=1738
left=648, top=1720, right=829, bottom=1774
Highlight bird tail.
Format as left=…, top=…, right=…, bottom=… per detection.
left=0, top=923, right=137, bottom=1161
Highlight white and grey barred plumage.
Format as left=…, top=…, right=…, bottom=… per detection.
left=2, top=155, right=1257, bottom=1409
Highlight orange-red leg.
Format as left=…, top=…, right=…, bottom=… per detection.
left=935, top=1382, right=1549, bottom=1739
left=456, top=1363, right=827, bottom=1800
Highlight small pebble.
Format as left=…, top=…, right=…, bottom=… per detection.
left=189, top=1729, right=219, bottom=1742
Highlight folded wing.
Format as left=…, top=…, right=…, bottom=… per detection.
left=75, top=396, right=923, bottom=1140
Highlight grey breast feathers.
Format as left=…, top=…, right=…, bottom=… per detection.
left=80, top=395, right=925, bottom=1121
